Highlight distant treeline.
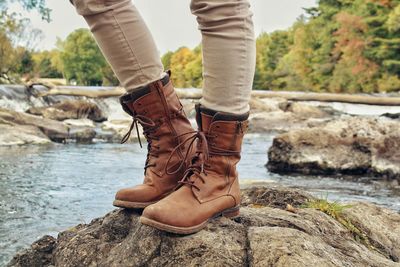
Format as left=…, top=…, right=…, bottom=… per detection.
left=1, top=0, right=399, bottom=93
left=163, top=0, right=400, bottom=93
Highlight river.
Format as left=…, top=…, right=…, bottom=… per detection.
left=1, top=133, right=400, bottom=265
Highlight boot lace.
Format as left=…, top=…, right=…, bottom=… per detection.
left=165, top=129, right=241, bottom=191
left=121, top=114, right=160, bottom=172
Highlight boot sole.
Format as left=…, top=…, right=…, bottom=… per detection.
left=139, top=206, right=240, bottom=235
left=113, top=199, right=157, bottom=209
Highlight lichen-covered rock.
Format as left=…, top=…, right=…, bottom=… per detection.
left=7, top=186, right=400, bottom=267
left=267, top=116, right=400, bottom=181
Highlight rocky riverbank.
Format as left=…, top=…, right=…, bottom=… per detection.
left=0, top=84, right=344, bottom=146
left=0, top=85, right=133, bottom=145
left=7, top=186, right=400, bottom=267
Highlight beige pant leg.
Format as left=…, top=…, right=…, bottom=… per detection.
left=190, top=0, right=256, bottom=114
left=70, top=0, right=164, bottom=91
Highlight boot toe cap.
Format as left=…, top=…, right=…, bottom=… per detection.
left=114, top=185, right=158, bottom=203
left=141, top=198, right=198, bottom=228
left=142, top=204, right=164, bottom=221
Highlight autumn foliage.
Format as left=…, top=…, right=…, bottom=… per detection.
left=162, top=0, right=400, bottom=93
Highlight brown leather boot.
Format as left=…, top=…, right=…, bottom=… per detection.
left=140, top=104, right=249, bottom=234
left=113, top=71, right=195, bottom=209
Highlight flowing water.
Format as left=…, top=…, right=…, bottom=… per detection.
left=1, top=85, right=400, bottom=265
left=1, top=134, right=400, bottom=265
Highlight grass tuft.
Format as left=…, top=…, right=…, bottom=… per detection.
left=302, top=197, right=377, bottom=251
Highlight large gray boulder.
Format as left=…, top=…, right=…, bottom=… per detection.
left=7, top=186, right=400, bottom=267
left=267, top=116, right=400, bottom=181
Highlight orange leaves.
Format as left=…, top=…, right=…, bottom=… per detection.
left=368, top=0, right=394, bottom=8
left=333, top=11, right=378, bottom=78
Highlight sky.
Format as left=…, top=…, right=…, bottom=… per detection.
left=14, top=0, right=317, bottom=53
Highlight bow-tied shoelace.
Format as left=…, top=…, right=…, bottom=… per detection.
left=165, top=130, right=241, bottom=191
left=121, top=114, right=159, bottom=172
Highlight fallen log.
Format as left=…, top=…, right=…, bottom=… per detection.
left=34, top=85, right=400, bottom=106
left=36, top=85, right=126, bottom=98
left=252, top=91, right=400, bottom=106
left=34, top=85, right=202, bottom=99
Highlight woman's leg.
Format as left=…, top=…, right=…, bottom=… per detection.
left=70, top=0, right=196, bottom=209
left=191, top=0, right=256, bottom=114
left=140, top=0, right=255, bottom=234
left=70, top=0, right=164, bottom=91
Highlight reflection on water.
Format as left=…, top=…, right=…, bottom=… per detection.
left=1, top=134, right=399, bottom=265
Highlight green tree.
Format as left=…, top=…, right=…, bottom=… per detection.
left=59, top=28, right=111, bottom=86
left=32, top=49, right=63, bottom=78
left=253, top=30, right=292, bottom=90
left=170, top=47, right=196, bottom=87
left=166, top=45, right=204, bottom=88
left=0, top=12, right=43, bottom=82
left=17, top=48, right=34, bottom=75
left=387, top=5, right=400, bottom=33
left=161, top=51, right=173, bottom=70
left=184, top=45, right=203, bottom=88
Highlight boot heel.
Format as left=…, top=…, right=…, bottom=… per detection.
left=222, top=207, right=240, bottom=218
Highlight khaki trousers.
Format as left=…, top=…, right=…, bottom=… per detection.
left=71, top=0, right=256, bottom=114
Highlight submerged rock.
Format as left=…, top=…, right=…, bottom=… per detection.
left=7, top=186, right=400, bottom=267
left=267, top=116, right=400, bottom=180
left=26, top=100, right=107, bottom=122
